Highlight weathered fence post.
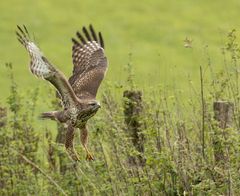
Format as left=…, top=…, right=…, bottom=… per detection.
left=0, top=107, right=7, bottom=128
left=47, top=95, right=69, bottom=174
left=123, top=90, right=145, bottom=166
left=213, top=101, right=233, bottom=194
left=0, top=107, right=5, bottom=193
left=45, top=130, right=56, bottom=171
left=54, top=97, right=69, bottom=174
left=213, top=101, right=233, bottom=163
left=213, top=101, right=233, bottom=129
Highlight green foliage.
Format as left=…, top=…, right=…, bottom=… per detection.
left=0, top=63, right=40, bottom=195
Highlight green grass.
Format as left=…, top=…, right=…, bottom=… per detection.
left=1, top=0, right=240, bottom=103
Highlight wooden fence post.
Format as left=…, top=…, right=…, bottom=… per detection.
left=54, top=97, right=69, bottom=174
left=49, top=95, right=69, bottom=174
left=213, top=101, right=233, bottom=129
left=213, top=101, right=233, bottom=163
left=213, top=101, right=233, bottom=194
left=123, top=90, right=145, bottom=166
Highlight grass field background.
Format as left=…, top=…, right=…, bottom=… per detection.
left=1, top=0, right=240, bottom=103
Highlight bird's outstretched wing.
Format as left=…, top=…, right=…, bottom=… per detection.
left=16, top=25, right=78, bottom=109
left=69, top=25, right=108, bottom=99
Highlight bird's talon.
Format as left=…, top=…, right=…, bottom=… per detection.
left=86, top=153, right=94, bottom=161
left=66, top=148, right=80, bottom=161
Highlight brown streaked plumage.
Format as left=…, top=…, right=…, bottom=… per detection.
left=16, top=25, right=108, bottom=161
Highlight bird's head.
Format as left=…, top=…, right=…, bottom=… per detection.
left=86, top=100, right=101, bottom=112
left=76, top=100, right=101, bottom=124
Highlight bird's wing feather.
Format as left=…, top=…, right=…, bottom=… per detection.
left=69, top=25, right=108, bottom=99
left=16, top=25, right=78, bottom=108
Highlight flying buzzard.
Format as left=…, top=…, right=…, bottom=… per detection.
left=16, top=25, right=108, bottom=161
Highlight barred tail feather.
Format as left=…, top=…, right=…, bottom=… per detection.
left=40, top=112, right=56, bottom=120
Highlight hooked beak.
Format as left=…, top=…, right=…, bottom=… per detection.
left=94, top=102, right=101, bottom=110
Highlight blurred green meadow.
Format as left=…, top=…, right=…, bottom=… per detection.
left=1, top=0, right=240, bottom=103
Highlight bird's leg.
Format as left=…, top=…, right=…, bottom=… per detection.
left=80, top=126, right=94, bottom=161
left=65, top=123, right=80, bottom=161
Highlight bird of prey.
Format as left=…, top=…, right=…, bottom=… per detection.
left=16, top=25, right=108, bottom=161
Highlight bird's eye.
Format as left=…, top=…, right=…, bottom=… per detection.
left=88, top=101, right=100, bottom=108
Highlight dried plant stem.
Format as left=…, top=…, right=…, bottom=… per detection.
left=200, top=66, right=205, bottom=159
